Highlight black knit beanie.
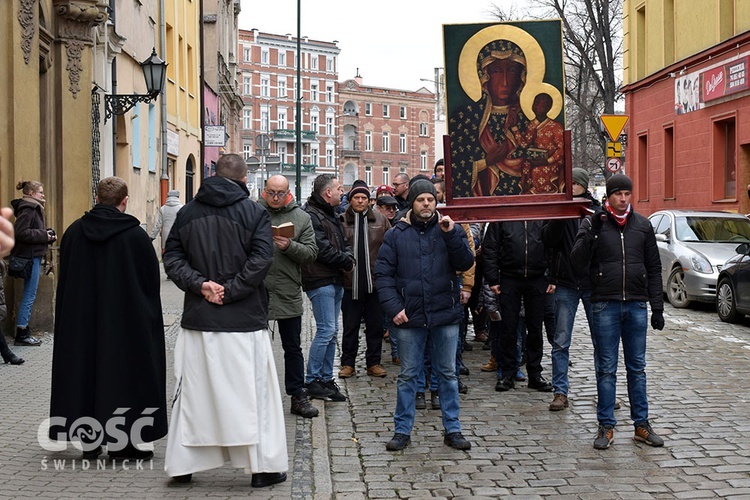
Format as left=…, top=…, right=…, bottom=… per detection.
left=347, top=179, right=371, bottom=200
left=606, top=174, right=633, bottom=197
left=407, top=179, right=437, bottom=208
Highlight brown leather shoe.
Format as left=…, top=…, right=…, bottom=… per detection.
left=338, top=365, right=355, bottom=378
left=367, top=364, right=387, bottom=377
left=474, top=330, right=489, bottom=343
left=549, top=393, right=569, bottom=411
left=480, top=355, right=497, bottom=372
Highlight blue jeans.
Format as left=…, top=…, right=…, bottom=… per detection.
left=305, top=284, right=344, bottom=384
left=16, top=257, right=42, bottom=328
left=392, top=324, right=461, bottom=435
left=591, top=301, right=649, bottom=427
left=551, top=286, right=593, bottom=395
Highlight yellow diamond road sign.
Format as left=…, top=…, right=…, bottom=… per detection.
left=601, top=114, right=629, bottom=142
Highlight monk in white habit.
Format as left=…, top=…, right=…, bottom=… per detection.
left=163, top=153, right=288, bottom=487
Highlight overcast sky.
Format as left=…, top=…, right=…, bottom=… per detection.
left=238, top=0, right=509, bottom=91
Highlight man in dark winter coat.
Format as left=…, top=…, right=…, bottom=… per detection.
left=571, top=174, right=665, bottom=451
left=49, top=176, right=167, bottom=460
left=301, top=174, right=354, bottom=402
left=163, top=154, right=287, bottom=487
left=542, top=168, right=600, bottom=411
left=375, top=179, right=474, bottom=452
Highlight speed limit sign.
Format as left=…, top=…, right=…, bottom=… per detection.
left=606, top=157, right=622, bottom=172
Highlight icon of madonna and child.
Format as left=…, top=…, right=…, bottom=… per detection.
left=446, top=21, right=567, bottom=199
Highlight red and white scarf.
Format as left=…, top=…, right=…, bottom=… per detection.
left=604, top=199, right=631, bottom=227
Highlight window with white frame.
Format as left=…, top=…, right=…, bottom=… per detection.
left=383, top=104, right=389, bottom=118
left=326, top=85, right=334, bottom=102
left=311, top=147, right=319, bottom=166
left=279, top=52, right=286, bottom=67
left=419, top=122, right=428, bottom=136
left=382, top=131, right=390, bottom=152
left=400, top=106, right=407, bottom=119
left=310, top=112, right=319, bottom=133
left=326, top=116, right=334, bottom=135
left=327, top=56, right=334, bottom=72
left=278, top=144, right=287, bottom=163
left=260, top=76, right=270, bottom=97
left=399, top=133, right=406, bottom=153
left=243, top=143, right=252, bottom=160
left=243, top=47, right=251, bottom=62
left=365, top=103, right=372, bottom=116
left=243, top=107, right=252, bottom=129
left=326, top=147, right=334, bottom=167
left=277, top=77, right=287, bottom=97
left=365, top=166, right=372, bottom=186
left=365, top=130, right=372, bottom=151
left=421, top=150, right=427, bottom=170
left=310, top=54, right=318, bottom=70
left=243, top=75, right=252, bottom=95
left=382, top=166, right=390, bottom=185
left=261, top=48, right=269, bottom=64
left=310, top=83, right=318, bottom=102
left=278, top=110, right=287, bottom=129
left=261, top=109, right=269, bottom=132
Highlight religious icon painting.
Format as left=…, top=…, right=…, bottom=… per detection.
left=443, top=20, right=566, bottom=203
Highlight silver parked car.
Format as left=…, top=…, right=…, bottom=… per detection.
left=648, top=210, right=750, bottom=308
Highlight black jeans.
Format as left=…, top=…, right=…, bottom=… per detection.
left=340, top=291, right=383, bottom=368
left=277, top=316, right=305, bottom=396
left=494, top=275, right=546, bottom=379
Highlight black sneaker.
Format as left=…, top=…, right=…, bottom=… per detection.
left=323, top=380, right=347, bottom=402
left=528, top=375, right=553, bottom=392
left=634, top=422, right=664, bottom=447
left=291, top=389, right=319, bottom=418
left=593, top=424, right=615, bottom=450
left=444, top=432, right=471, bottom=450
left=430, top=391, right=441, bottom=410
left=457, top=378, right=468, bottom=394
left=459, top=363, right=470, bottom=375
left=415, top=392, right=426, bottom=410
left=495, top=376, right=515, bottom=391
left=305, top=379, right=335, bottom=399
left=386, top=433, right=411, bottom=451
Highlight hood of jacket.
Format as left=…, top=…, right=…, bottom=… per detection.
left=165, top=196, right=182, bottom=207
left=10, top=197, right=42, bottom=216
left=80, top=204, right=141, bottom=243
left=194, top=176, right=250, bottom=208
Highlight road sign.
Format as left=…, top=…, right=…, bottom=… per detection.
left=600, top=114, right=629, bottom=142
left=246, top=156, right=260, bottom=172
left=204, top=125, right=226, bottom=147
left=256, top=133, right=270, bottom=149
left=265, top=155, right=281, bottom=165
left=606, top=157, right=622, bottom=172
left=255, top=148, right=270, bottom=156
left=607, top=142, right=623, bottom=158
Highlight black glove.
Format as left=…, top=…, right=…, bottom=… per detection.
left=651, top=310, right=665, bottom=330
left=590, top=210, right=607, bottom=233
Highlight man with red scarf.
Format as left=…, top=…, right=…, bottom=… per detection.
left=571, top=174, right=665, bottom=451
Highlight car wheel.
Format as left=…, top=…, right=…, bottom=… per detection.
left=717, top=277, right=742, bottom=323
left=667, top=267, right=691, bottom=308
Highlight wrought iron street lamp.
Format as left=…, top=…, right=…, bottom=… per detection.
left=104, top=48, right=167, bottom=123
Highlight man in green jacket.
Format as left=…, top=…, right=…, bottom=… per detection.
left=261, top=175, right=320, bottom=418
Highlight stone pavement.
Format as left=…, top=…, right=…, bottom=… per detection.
left=1, top=271, right=750, bottom=498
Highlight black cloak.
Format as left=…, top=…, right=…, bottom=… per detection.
left=49, top=204, right=167, bottom=445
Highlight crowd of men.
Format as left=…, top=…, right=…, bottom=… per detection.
left=41, top=156, right=666, bottom=486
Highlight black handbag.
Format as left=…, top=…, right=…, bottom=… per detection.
left=8, top=255, right=32, bottom=279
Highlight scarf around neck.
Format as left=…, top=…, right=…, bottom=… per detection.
left=604, top=199, right=631, bottom=227
left=352, top=209, right=372, bottom=300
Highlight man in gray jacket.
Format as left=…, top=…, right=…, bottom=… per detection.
left=261, top=175, right=319, bottom=418
left=150, top=190, right=183, bottom=253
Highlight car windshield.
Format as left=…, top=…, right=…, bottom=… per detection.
left=675, top=216, right=750, bottom=243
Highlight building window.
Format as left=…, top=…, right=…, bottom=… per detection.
left=326, top=116, right=334, bottom=135
left=132, top=104, right=141, bottom=168
left=261, top=108, right=269, bottom=132
left=637, top=133, right=648, bottom=202
left=327, top=56, right=334, bottom=72
left=326, top=85, right=334, bottom=103
left=420, top=150, right=427, bottom=170
left=399, top=133, right=406, bottom=153
left=243, top=142, right=252, bottom=160
left=383, top=104, right=389, bottom=118
left=261, top=48, right=269, bottom=64
left=243, top=75, right=252, bottom=96
left=310, top=54, right=318, bottom=70
left=382, top=132, right=390, bottom=152
left=713, top=117, right=737, bottom=200
left=278, top=110, right=287, bottom=130
left=310, top=112, right=319, bottom=133
left=260, top=76, right=270, bottom=97
left=277, top=77, right=287, bottom=97
left=243, top=107, right=251, bottom=129
left=664, top=126, right=675, bottom=199
left=365, top=130, right=372, bottom=151
left=382, top=166, right=390, bottom=185
left=279, top=52, right=286, bottom=67
left=326, top=147, right=334, bottom=167
left=148, top=103, right=156, bottom=172
left=419, top=122, right=428, bottom=136
left=278, top=144, right=287, bottom=163
left=311, top=147, right=319, bottom=166
left=365, top=103, right=372, bottom=116
left=243, top=47, right=251, bottom=62
left=400, top=106, right=407, bottom=119
left=365, top=165, right=372, bottom=186
left=310, top=83, right=318, bottom=102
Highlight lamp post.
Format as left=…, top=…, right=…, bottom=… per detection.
left=420, top=67, right=444, bottom=120
left=104, top=48, right=167, bottom=123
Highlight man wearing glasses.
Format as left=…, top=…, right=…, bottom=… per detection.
left=260, top=175, right=320, bottom=419
left=392, top=173, right=410, bottom=211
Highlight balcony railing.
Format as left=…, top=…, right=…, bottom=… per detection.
left=273, top=129, right=317, bottom=142
left=280, top=163, right=317, bottom=173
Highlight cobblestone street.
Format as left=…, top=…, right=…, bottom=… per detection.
left=1, top=272, right=750, bottom=498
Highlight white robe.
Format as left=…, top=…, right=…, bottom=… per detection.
left=164, top=328, right=288, bottom=477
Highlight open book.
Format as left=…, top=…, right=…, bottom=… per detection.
left=272, top=221, right=295, bottom=238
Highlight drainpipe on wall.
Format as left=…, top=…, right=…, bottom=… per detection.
left=159, top=0, right=168, bottom=205
left=112, top=56, right=117, bottom=177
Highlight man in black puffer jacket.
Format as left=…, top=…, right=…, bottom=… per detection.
left=571, top=174, right=665, bottom=451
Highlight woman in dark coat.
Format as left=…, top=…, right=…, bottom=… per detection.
left=10, top=180, right=56, bottom=346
